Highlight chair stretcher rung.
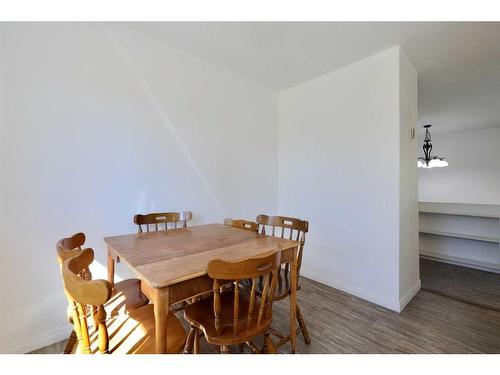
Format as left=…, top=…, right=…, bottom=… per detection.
left=270, top=327, right=303, bottom=348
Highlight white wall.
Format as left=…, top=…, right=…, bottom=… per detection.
left=278, top=47, right=419, bottom=312
left=0, top=27, right=6, bottom=311
left=0, top=26, right=5, bottom=215
left=0, top=23, right=277, bottom=353
left=418, top=127, right=500, bottom=205
left=398, top=50, right=420, bottom=304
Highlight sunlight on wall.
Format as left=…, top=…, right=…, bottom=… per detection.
left=104, top=24, right=225, bottom=217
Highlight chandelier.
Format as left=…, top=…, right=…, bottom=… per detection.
left=417, top=125, right=448, bottom=168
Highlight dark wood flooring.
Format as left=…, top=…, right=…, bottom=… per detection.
left=30, top=276, right=500, bottom=354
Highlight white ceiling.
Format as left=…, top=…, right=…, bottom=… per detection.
left=125, top=22, right=500, bottom=134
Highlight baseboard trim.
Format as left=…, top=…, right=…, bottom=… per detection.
left=399, top=279, right=421, bottom=312
left=301, top=268, right=401, bottom=312
left=0, top=326, right=70, bottom=354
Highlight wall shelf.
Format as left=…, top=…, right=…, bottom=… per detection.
left=419, top=201, right=500, bottom=219
left=419, top=202, right=500, bottom=273
left=419, top=229, right=499, bottom=243
left=420, top=250, right=500, bottom=273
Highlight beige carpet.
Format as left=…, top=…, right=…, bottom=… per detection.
left=420, top=258, right=500, bottom=311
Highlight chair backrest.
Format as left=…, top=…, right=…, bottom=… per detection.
left=62, top=248, right=112, bottom=354
left=256, top=215, right=309, bottom=294
left=207, top=251, right=281, bottom=337
left=134, top=211, right=193, bottom=233
left=56, top=232, right=91, bottom=280
left=223, top=218, right=258, bottom=232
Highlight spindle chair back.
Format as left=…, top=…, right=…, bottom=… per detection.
left=255, top=214, right=311, bottom=350
left=183, top=251, right=281, bottom=353
left=62, top=248, right=112, bottom=354
left=56, top=232, right=92, bottom=353
left=256, top=215, right=308, bottom=299
left=134, top=211, right=193, bottom=233
left=223, top=218, right=258, bottom=232
left=56, top=232, right=91, bottom=279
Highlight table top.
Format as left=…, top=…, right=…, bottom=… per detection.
left=104, top=223, right=299, bottom=288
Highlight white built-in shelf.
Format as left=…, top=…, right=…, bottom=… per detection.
left=419, top=229, right=499, bottom=244
left=420, top=250, right=500, bottom=273
left=419, top=202, right=500, bottom=219
left=419, top=202, right=500, bottom=273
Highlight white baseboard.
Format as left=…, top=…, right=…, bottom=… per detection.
left=399, top=279, right=421, bottom=311
left=0, top=326, right=70, bottom=354
left=420, top=251, right=500, bottom=274
left=301, top=269, right=421, bottom=313
left=301, top=268, right=401, bottom=312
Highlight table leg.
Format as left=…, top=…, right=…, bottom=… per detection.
left=107, top=249, right=115, bottom=290
left=289, top=247, right=298, bottom=354
left=154, top=287, right=169, bottom=354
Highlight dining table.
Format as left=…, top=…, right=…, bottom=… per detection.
left=103, top=223, right=301, bottom=353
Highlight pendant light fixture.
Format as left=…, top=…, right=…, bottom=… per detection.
left=417, top=125, right=448, bottom=168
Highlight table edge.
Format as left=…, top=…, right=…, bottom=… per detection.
left=104, top=225, right=300, bottom=289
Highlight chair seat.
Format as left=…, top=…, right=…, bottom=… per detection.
left=184, top=290, right=272, bottom=346
left=73, top=304, right=186, bottom=354
left=106, top=278, right=149, bottom=316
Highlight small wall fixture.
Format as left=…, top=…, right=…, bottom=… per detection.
left=417, top=125, right=448, bottom=168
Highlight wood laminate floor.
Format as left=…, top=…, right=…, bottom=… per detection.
left=30, top=277, right=500, bottom=354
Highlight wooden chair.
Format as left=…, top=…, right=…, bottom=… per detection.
left=107, top=212, right=192, bottom=291
left=61, top=248, right=186, bottom=354
left=133, top=211, right=195, bottom=311
left=224, top=218, right=258, bottom=232
left=57, top=233, right=149, bottom=353
left=134, top=211, right=193, bottom=233
left=183, top=252, right=281, bottom=354
left=57, top=232, right=92, bottom=280
left=256, top=215, right=310, bottom=350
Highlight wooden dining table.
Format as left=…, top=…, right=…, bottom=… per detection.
left=103, top=223, right=301, bottom=354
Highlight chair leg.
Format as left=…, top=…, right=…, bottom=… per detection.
left=296, top=303, right=311, bottom=344
left=183, top=326, right=196, bottom=354
left=263, top=331, right=277, bottom=354
left=220, top=345, right=230, bottom=354
left=63, top=330, right=78, bottom=354
left=193, top=328, right=200, bottom=354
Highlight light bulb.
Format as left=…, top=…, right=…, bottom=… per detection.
left=433, top=158, right=448, bottom=167
left=428, top=159, right=440, bottom=168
